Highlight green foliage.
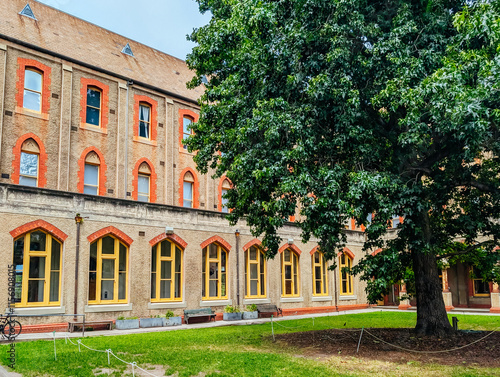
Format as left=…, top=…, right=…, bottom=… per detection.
left=246, top=304, right=258, bottom=312
left=117, top=316, right=138, bottom=320
left=165, top=310, right=175, bottom=318
left=224, top=305, right=240, bottom=313
left=187, top=0, right=500, bottom=315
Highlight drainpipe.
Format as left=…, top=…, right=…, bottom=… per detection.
left=74, top=214, right=83, bottom=320
left=235, top=229, right=240, bottom=306
left=124, top=80, right=133, bottom=198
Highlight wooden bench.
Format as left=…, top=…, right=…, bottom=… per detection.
left=256, top=304, right=283, bottom=318
left=68, top=320, right=113, bottom=333
left=183, top=308, right=216, bottom=324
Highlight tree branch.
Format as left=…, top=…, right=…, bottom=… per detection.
left=438, top=240, right=497, bottom=259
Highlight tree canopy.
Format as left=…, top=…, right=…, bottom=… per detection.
left=186, top=0, right=500, bottom=335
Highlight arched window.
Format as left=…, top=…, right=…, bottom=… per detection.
left=19, top=138, right=40, bottom=187
left=88, top=235, right=128, bottom=304
left=182, top=116, right=193, bottom=149
left=13, top=230, right=62, bottom=306
left=151, top=239, right=183, bottom=302
left=139, top=102, right=151, bottom=139
left=86, top=86, right=102, bottom=126
left=339, top=253, right=353, bottom=295
left=245, top=246, right=266, bottom=298
left=312, top=250, right=328, bottom=296
left=23, top=68, right=42, bottom=112
left=84, top=151, right=100, bottom=195
left=281, top=248, right=300, bottom=297
left=202, top=243, right=228, bottom=300
left=220, top=179, right=231, bottom=213
left=183, top=171, right=194, bottom=208
left=137, top=162, right=151, bottom=202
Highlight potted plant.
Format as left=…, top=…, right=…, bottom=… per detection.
left=115, top=316, right=139, bottom=330
left=223, top=305, right=242, bottom=321
left=163, top=310, right=182, bottom=326
left=139, top=315, right=163, bottom=328
left=243, top=304, right=258, bottom=320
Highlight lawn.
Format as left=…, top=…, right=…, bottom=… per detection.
left=1, top=311, right=499, bottom=377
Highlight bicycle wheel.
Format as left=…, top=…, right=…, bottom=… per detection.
left=3, top=320, right=21, bottom=340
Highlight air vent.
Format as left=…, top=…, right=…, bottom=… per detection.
left=19, top=3, right=36, bottom=20
left=121, top=43, right=134, bottom=57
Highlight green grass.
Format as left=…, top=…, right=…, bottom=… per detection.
left=1, top=312, right=499, bottom=377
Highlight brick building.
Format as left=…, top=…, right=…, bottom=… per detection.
left=0, top=1, right=497, bottom=330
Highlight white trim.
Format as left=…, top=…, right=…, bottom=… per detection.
left=339, top=295, right=357, bottom=301
left=280, top=297, right=304, bottom=303
left=84, top=303, right=133, bottom=313
left=8, top=306, right=66, bottom=315
left=200, top=299, right=232, bottom=307
left=242, top=298, right=271, bottom=305
left=148, top=302, right=187, bottom=310
left=312, top=296, right=332, bottom=302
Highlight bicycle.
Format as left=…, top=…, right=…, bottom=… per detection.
left=0, top=315, right=22, bottom=340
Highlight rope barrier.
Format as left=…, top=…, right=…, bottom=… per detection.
left=60, top=334, right=160, bottom=376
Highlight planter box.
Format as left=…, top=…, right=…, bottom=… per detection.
left=163, top=317, right=182, bottom=326
left=115, top=319, right=139, bottom=330
left=243, top=311, right=258, bottom=320
left=223, top=312, right=243, bottom=321
left=139, top=318, right=163, bottom=328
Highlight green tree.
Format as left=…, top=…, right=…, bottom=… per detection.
left=186, top=0, right=500, bottom=335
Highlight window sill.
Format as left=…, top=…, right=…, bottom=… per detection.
left=312, top=296, right=332, bottom=302
left=84, top=303, right=132, bottom=313
left=242, top=298, right=271, bottom=305
left=133, top=136, right=157, bottom=146
left=8, top=306, right=66, bottom=315
left=280, top=297, right=304, bottom=303
left=15, top=106, right=49, bottom=121
left=200, top=299, right=232, bottom=307
left=148, top=302, right=186, bottom=310
left=80, top=123, right=108, bottom=135
left=178, top=147, right=195, bottom=155
left=339, top=295, right=357, bottom=301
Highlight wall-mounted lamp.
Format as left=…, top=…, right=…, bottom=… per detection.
left=235, top=229, right=240, bottom=237
left=288, top=238, right=294, bottom=245
left=165, top=226, right=174, bottom=235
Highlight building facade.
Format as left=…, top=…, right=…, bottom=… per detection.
left=0, top=1, right=497, bottom=329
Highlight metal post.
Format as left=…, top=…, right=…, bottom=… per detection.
left=356, top=327, right=364, bottom=353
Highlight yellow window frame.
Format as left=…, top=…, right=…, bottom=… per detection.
left=471, top=267, right=490, bottom=297
left=88, top=236, right=128, bottom=305
left=245, top=246, right=266, bottom=298
left=202, top=243, right=228, bottom=300
left=151, top=240, right=183, bottom=302
left=14, top=231, right=62, bottom=307
left=312, top=251, right=328, bottom=296
left=281, top=248, right=300, bottom=297
left=339, top=253, right=353, bottom=295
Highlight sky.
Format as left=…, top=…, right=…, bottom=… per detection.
left=36, top=0, right=212, bottom=61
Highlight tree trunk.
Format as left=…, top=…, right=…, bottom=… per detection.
left=412, top=249, right=453, bottom=336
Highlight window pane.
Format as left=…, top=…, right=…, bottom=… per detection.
left=151, top=272, right=156, bottom=299
left=119, top=243, right=127, bottom=271
left=86, top=107, right=100, bottom=126
left=183, top=117, right=192, bottom=136
left=29, top=256, right=45, bottom=278
left=160, top=280, right=171, bottom=299
left=138, top=175, right=149, bottom=196
left=285, top=265, right=291, bottom=280
left=49, top=271, right=59, bottom=302
left=19, top=176, right=37, bottom=187
left=25, top=70, right=42, bottom=92
left=209, top=244, right=217, bottom=259
left=249, top=247, right=257, bottom=260
left=151, top=246, right=157, bottom=271
left=139, top=121, right=149, bottom=138
left=161, top=261, right=172, bottom=279
left=161, top=241, right=171, bottom=257
left=84, top=164, right=99, bottom=186
left=101, top=259, right=115, bottom=279
left=175, top=247, right=182, bottom=273
left=23, top=90, right=41, bottom=112
left=102, top=236, right=115, bottom=254
left=27, top=280, right=44, bottom=302
left=88, top=272, right=96, bottom=301
left=118, top=272, right=126, bottom=300
left=87, top=88, right=101, bottom=108
left=140, top=105, right=150, bottom=122
left=15, top=272, right=22, bottom=303
left=84, top=185, right=98, bottom=195
left=51, top=239, right=61, bottom=270
left=101, top=280, right=114, bottom=300
left=250, top=264, right=258, bottom=279
left=14, top=237, right=24, bottom=267
left=250, top=280, right=258, bottom=296
left=183, top=182, right=193, bottom=201
left=175, top=272, right=181, bottom=298
left=20, top=152, right=38, bottom=177
left=90, top=242, right=97, bottom=271
left=30, top=231, right=46, bottom=252
left=221, top=189, right=229, bottom=213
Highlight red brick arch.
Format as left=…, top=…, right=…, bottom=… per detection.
left=11, top=133, right=48, bottom=188
left=149, top=232, right=188, bottom=249
left=10, top=220, right=68, bottom=242
left=76, top=146, right=107, bottom=196
left=371, top=248, right=382, bottom=256
left=87, top=226, right=133, bottom=246
left=242, top=238, right=263, bottom=252
left=309, top=245, right=320, bottom=256
left=200, top=235, right=232, bottom=251
left=278, top=243, right=302, bottom=255
left=338, top=247, right=355, bottom=260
